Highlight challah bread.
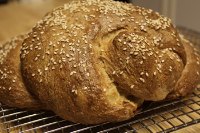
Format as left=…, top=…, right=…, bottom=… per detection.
left=0, top=0, right=199, bottom=124
left=167, top=36, right=200, bottom=99
left=0, top=35, right=42, bottom=109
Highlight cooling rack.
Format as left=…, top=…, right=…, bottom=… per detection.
left=0, top=27, right=200, bottom=133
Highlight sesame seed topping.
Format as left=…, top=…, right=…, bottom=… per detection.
left=45, top=67, right=48, bottom=71
left=145, top=72, right=149, bottom=77
left=139, top=78, right=145, bottom=83
left=130, top=85, right=134, bottom=89
left=140, top=72, right=144, bottom=75
left=134, top=52, right=139, bottom=56
left=169, top=66, right=173, bottom=72
left=86, top=73, right=90, bottom=76
left=158, top=64, right=162, bottom=68
left=15, top=0, right=193, bottom=100
left=123, top=48, right=127, bottom=51
left=112, top=71, right=116, bottom=75
left=120, top=71, right=123, bottom=75
left=70, top=71, right=77, bottom=76
left=72, top=89, right=77, bottom=94
left=153, top=72, right=157, bottom=76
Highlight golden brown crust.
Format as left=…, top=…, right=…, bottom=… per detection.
left=0, top=35, right=42, bottom=109
left=167, top=36, right=200, bottom=98
left=0, top=0, right=198, bottom=124
left=19, top=0, right=200, bottom=124
left=102, top=31, right=185, bottom=101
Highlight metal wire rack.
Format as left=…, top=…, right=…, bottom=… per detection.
left=0, top=27, right=200, bottom=133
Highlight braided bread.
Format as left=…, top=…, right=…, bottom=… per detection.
left=0, top=0, right=200, bottom=124
left=0, top=35, right=41, bottom=109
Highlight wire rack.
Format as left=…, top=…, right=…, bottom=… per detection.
left=0, top=27, right=200, bottom=133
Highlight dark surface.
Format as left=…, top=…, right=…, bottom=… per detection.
left=115, top=0, right=130, bottom=3
left=0, top=0, right=8, bottom=4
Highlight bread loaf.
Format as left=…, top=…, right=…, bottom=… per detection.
left=0, top=35, right=42, bottom=109
left=0, top=0, right=200, bottom=124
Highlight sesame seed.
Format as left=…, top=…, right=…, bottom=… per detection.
left=169, top=66, right=173, bottom=72
left=83, top=87, right=88, bottom=90
left=45, top=51, right=50, bottom=55
left=142, top=56, right=146, bottom=60
left=123, top=48, right=127, bottom=51
left=140, top=72, right=144, bottom=75
left=146, top=72, right=149, bottom=77
left=72, top=89, right=77, bottom=94
left=139, top=78, right=145, bottom=83
left=45, top=67, right=48, bottom=71
left=34, top=57, right=38, bottom=61
left=86, top=73, right=90, bottom=76
left=153, top=72, right=157, bottom=76
left=134, top=52, right=139, bottom=55
left=130, top=85, right=134, bottom=89
left=158, top=64, right=162, bottom=68
left=70, top=71, right=77, bottom=76
left=120, top=71, right=123, bottom=75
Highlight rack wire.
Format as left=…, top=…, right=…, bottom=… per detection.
left=0, top=27, right=200, bottom=133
